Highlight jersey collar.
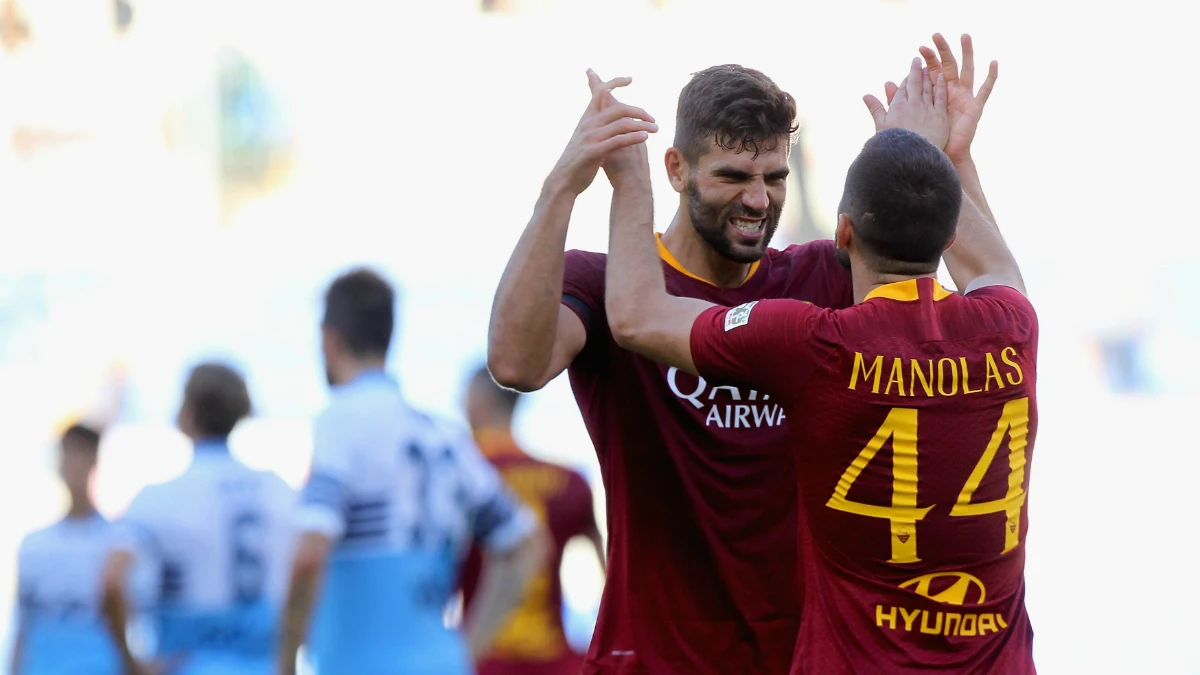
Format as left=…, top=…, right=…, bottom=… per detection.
left=863, top=278, right=953, bottom=303
left=473, top=428, right=525, bottom=459
left=193, top=437, right=231, bottom=454
left=656, top=233, right=761, bottom=287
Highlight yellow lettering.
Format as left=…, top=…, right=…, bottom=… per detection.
left=885, top=358, right=907, bottom=396
left=1002, top=347, right=1024, bottom=385
left=876, top=605, right=897, bottom=630
left=960, top=357, right=982, bottom=394
left=910, top=359, right=934, bottom=397
left=937, top=358, right=959, bottom=396
left=996, top=613, right=1009, bottom=629
left=900, top=607, right=921, bottom=631
left=850, top=352, right=885, bottom=393
left=944, top=612, right=962, bottom=636
left=960, top=614, right=978, bottom=637
left=978, top=614, right=998, bottom=635
left=984, top=352, right=1006, bottom=391
left=920, top=610, right=943, bottom=635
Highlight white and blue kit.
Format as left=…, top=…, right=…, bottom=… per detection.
left=297, top=370, right=536, bottom=675
left=15, top=513, right=121, bottom=675
left=116, top=440, right=296, bottom=674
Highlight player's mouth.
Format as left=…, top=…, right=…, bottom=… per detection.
left=729, top=217, right=766, bottom=240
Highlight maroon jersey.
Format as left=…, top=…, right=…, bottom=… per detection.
left=562, top=237, right=853, bottom=675
left=691, top=278, right=1039, bottom=675
left=461, top=430, right=596, bottom=675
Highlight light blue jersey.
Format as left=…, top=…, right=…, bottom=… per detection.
left=297, top=370, right=535, bottom=675
left=15, top=513, right=121, bottom=675
left=116, top=440, right=296, bottom=675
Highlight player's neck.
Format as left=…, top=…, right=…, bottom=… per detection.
left=662, top=211, right=753, bottom=289
left=855, top=271, right=938, bottom=304
left=340, top=358, right=388, bottom=384
left=65, top=492, right=96, bottom=519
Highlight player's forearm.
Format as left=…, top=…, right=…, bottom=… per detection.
left=943, top=190, right=1025, bottom=294
left=488, top=178, right=577, bottom=391
left=100, top=583, right=139, bottom=673
left=278, top=570, right=319, bottom=675
left=951, top=153, right=995, bottom=223
left=463, top=529, right=548, bottom=660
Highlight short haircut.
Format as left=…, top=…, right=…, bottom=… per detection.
left=183, top=362, right=252, bottom=437
left=322, top=268, right=395, bottom=358
left=673, top=64, right=799, bottom=163
left=470, top=364, right=520, bottom=417
left=61, top=423, right=101, bottom=453
left=840, top=128, right=963, bottom=275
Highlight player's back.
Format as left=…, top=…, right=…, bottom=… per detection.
left=119, top=441, right=296, bottom=675
left=789, top=279, right=1038, bottom=674
left=16, top=514, right=121, bottom=675
left=303, top=371, right=533, bottom=675
left=461, top=433, right=595, bottom=675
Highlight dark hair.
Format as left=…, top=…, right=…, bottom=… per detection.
left=183, top=362, right=252, bottom=437
left=61, top=423, right=101, bottom=453
left=470, top=364, right=520, bottom=417
left=673, top=64, right=799, bottom=163
left=840, top=128, right=962, bottom=275
left=323, top=268, right=395, bottom=357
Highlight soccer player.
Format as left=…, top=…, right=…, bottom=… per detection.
left=101, top=363, right=297, bottom=675
left=279, top=268, right=546, bottom=675
left=459, top=364, right=605, bottom=675
left=488, top=65, right=853, bottom=673
left=603, top=39, right=1036, bottom=675
left=12, top=423, right=121, bottom=675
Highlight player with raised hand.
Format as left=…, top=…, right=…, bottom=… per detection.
left=489, top=65, right=853, bottom=674
left=603, top=37, right=1037, bottom=674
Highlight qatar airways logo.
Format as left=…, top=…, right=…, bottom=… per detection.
left=665, top=367, right=788, bottom=429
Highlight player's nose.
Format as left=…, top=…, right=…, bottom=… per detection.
left=742, top=180, right=768, bottom=212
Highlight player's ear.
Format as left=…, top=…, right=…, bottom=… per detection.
left=944, top=231, right=958, bottom=252
left=835, top=213, right=853, bottom=252
left=665, top=147, right=687, bottom=193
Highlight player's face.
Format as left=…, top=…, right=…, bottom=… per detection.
left=686, top=140, right=789, bottom=263
left=58, top=442, right=95, bottom=493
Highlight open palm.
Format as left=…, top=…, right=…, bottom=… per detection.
left=919, top=34, right=997, bottom=163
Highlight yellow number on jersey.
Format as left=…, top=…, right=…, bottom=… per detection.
left=950, top=397, right=1030, bottom=554
left=826, top=407, right=933, bottom=563
left=826, top=398, right=1031, bottom=562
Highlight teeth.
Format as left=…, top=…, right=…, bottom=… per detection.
left=731, top=218, right=764, bottom=234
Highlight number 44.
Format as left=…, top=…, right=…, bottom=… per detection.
left=826, top=398, right=1030, bottom=564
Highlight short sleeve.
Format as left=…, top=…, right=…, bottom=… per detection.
left=113, top=488, right=164, bottom=555
left=297, top=405, right=357, bottom=540
left=963, top=285, right=1038, bottom=346
left=690, top=298, right=828, bottom=399
left=561, top=250, right=606, bottom=344
left=456, top=439, right=537, bottom=554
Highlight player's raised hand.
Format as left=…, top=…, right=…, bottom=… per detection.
left=919, top=33, right=998, bottom=163
left=587, top=70, right=652, bottom=186
left=864, top=57, right=949, bottom=151
left=549, top=69, right=658, bottom=197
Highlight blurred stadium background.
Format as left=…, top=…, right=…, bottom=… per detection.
left=0, top=0, right=1195, bottom=672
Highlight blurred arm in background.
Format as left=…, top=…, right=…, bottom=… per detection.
left=487, top=71, right=657, bottom=391
left=278, top=531, right=329, bottom=675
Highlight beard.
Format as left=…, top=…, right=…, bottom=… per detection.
left=686, top=178, right=782, bottom=264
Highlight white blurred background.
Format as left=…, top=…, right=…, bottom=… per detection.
left=1, top=0, right=1196, bottom=672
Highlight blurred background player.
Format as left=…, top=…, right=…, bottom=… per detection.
left=11, top=423, right=121, bottom=675
left=459, top=364, right=605, bottom=675
left=279, top=269, right=547, bottom=675
left=488, top=67, right=852, bottom=674
left=604, top=39, right=1037, bottom=674
left=101, top=362, right=297, bottom=675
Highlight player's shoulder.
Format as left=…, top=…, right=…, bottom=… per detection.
left=960, top=283, right=1038, bottom=331
left=564, top=248, right=607, bottom=269
left=18, top=522, right=61, bottom=556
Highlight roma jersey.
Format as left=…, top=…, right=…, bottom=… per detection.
left=562, top=238, right=853, bottom=675
left=691, top=278, right=1039, bottom=675
left=460, top=430, right=597, bottom=675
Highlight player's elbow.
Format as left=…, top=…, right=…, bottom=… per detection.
left=608, top=312, right=647, bottom=353
left=486, top=352, right=547, bottom=393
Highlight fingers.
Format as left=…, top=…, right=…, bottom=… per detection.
left=586, top=72, right=634, bottom=114
left=905, top=57, right=923, bottom=103
left=592, top=116, right=659, bottom=148
left=975, top=60, right=998, bottom=106
left=595, top=130, right=652, bottom=156
left=863, top=94, right=886, bottom=127
left=590, top=101, right=657, bottom=129
left=932, top=33, right=959, bottom=82
left=920, top=45, right=942, bottom=81
left=884, top=81, right=899, bottom=105
left=893, top=75, right=909, bottom=105
left=921, top=66, right=933, bottom=105
left=959, top=34, right=975, bottom=91
left=934, top=72, right=947, bottom=113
